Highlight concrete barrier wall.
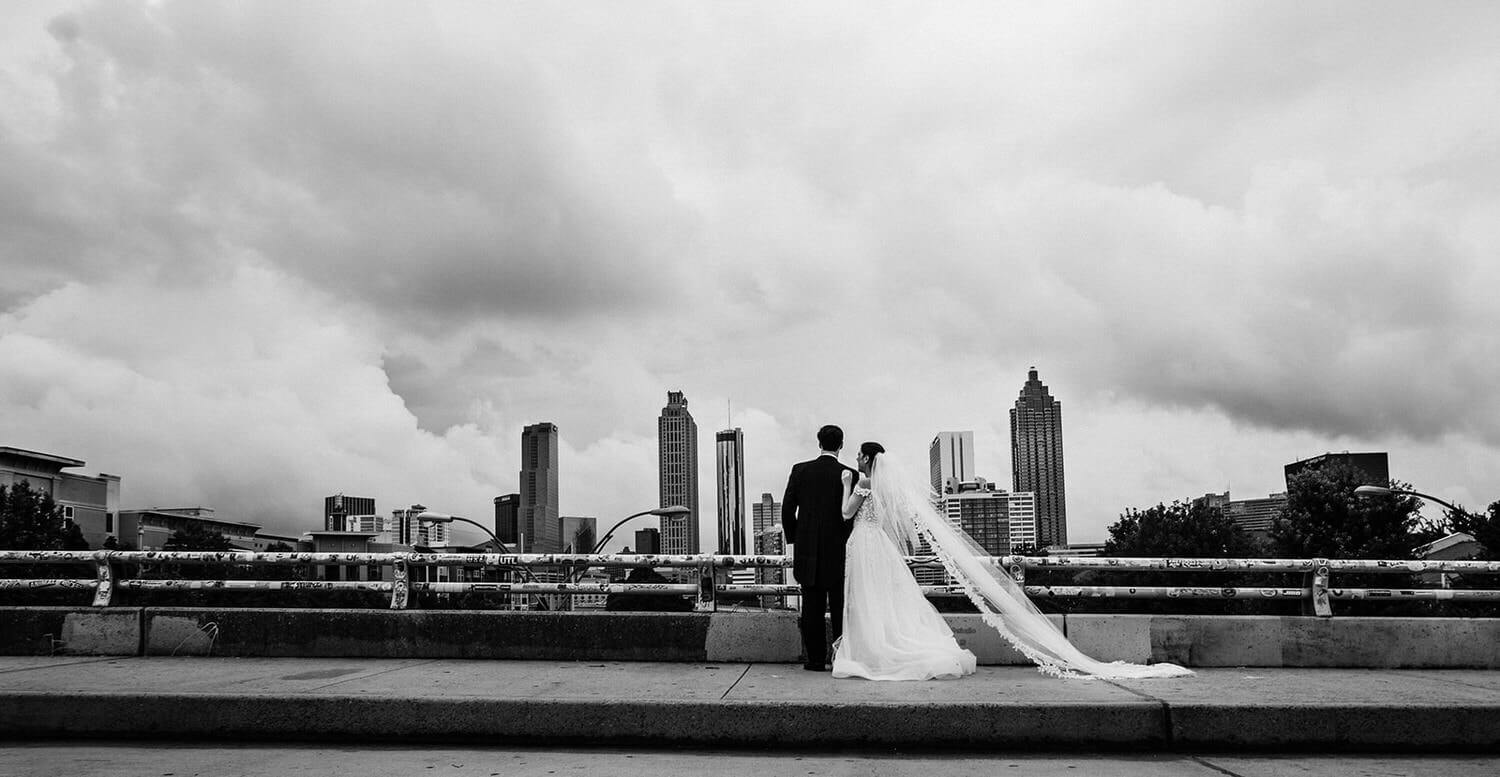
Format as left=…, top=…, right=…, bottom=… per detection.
left=5, top=607, right=1500, bottom=668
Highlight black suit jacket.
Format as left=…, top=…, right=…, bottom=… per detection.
left=782, top=454, right=859, bottom=588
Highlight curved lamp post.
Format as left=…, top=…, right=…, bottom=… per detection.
left=1353, top=485, right=1463, bottom=515
left=414, top=512, right=509, bottom=550
left=591, top=505, right=691, bottom=555
left=574, top=505, right=691, bottom=586
left=414, top=512, right=542, bottom=606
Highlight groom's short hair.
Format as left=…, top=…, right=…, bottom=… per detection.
left=817, top=425, right=843, bottom=451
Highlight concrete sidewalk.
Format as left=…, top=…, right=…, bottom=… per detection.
left=3, top=656, right=1499, bottom=752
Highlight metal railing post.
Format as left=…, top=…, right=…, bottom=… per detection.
left=91, top=551, right=115, bottom=607
left=390, top=553, right=410, bottom=610
left=1304, top=558, right=1332, bottom=617
left=698, top=563, right=716, bottom=611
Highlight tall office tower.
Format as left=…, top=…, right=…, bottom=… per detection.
left=520, top=422, right=561, bottom=554
left=716, top=428, right=746, bottom=555
left=1011, top=368, right=1068, bottom=548
left=324, top=494, right=376, bottom=532
left=751, top=492, right=784, bottom=587
left=658, top=391, right=700, bottom=554
left=634, top=527, right=661, bottom=554
left=493, top=493, right=520, bottom=547
left=929, top=432, right=975, bottom=495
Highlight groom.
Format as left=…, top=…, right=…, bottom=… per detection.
left=782, top=424, right=860, bottom=671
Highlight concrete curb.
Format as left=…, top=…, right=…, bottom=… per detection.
left=7, top=692, right=1500, bottom=751
left=0, top=692, right=1167, bottom=749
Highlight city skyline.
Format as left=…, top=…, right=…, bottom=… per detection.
left=3, top=4, right=1497, bottom=549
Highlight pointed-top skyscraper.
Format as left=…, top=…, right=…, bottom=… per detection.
left=658, top=391, right=700, bottom=554
left=1010, top=368, right=1067, bottom=548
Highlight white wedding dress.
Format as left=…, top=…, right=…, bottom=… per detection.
left=832, top=485, right=977, bottom=681
left=835, top=453, right=1193, bottom=681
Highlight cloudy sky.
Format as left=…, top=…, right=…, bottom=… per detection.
left=3, top=1, right=1498, bottom=550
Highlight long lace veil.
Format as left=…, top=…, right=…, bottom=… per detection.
left=868, top=451, right=1193, bottom=679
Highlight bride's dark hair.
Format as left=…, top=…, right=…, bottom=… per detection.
left=860, top=441, right=885, bottom=466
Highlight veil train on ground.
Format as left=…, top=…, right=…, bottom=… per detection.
left=867, top=452, right=1193, bottom=680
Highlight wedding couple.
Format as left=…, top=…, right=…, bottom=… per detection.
left=782, top=425, right=1192, bottom=681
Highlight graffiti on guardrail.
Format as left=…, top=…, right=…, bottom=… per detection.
left=5, top=551, right=1500, bottom=616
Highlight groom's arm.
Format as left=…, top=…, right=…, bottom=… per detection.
left=781, top=467, right=799, bottom=542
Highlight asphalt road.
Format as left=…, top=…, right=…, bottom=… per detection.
left=2, top=743, right=1499, bottom=777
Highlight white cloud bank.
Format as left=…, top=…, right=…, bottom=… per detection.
left=2, top=1, right=1497, bottom=546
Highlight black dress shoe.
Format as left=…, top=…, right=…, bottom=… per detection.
left=802, top=662, right=826, bottom=671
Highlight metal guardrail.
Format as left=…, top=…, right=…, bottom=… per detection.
left=4, top=550, right=1500, bottom=616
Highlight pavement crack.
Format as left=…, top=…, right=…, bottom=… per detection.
left=0, top=657, right=119, bottom=675
left=719, top=663, right=753, bottom=700
left=306, top=659, right=442, bottom=693
left=1188, top=755, right=1249, bottom=777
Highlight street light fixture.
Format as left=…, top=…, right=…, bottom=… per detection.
left=414, top=511, right=543, bottom=608
left=413, top=511, right=510, bottom=551
left=573, top=505, right=691, bottom=586
left=591, top=505, right=691, bottom=555
left=1353, top=485, right=1463, bottom=515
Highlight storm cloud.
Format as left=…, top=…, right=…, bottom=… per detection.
left=3, top=1, right=1497, bottom=542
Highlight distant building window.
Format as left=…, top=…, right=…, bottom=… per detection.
left=105, top=512, right=114, bottom=532
left=62, top=505, right=75, bottom=519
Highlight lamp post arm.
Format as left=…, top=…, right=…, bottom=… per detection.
left=1387, top=488, right=1463, bottom=516
left=437, top=515, right=508, bottom=551
left=592, top=509, right=660, bottom=555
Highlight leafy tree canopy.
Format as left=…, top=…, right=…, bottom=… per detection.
left=1270, top=461, right=1439, bottom=559
left=163, top=522, right=234, bottom=552
left=1446, top=500, right=1500, bottom=561
left=1105, top=499, right=1260, bottom=558
left=0, top=480, right=74, bottom=550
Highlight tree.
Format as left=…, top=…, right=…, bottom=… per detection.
left=1105, top=500, right=1259, bottom=558
left=163, top=523, right=234, bottom=551
left=0, top=480, right=72, bottom=550
left=1010, top=542, right=1047, bottom=557
left=1270, top=461, right=1437, bottom=559
left=1446, top=501, right=1500, bottom=561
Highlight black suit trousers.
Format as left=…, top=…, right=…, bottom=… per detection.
left=799, top=582, right=844, bottom=666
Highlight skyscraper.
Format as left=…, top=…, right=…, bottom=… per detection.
left=658, top=391, right=700, bottom=554
left=520, top=422, right=561, bottom=554
left=1011, top=368, right=1068, bottom=548
left=929, top=431, right=975, bottom=495
left=716, top=428, right=746, bottom=555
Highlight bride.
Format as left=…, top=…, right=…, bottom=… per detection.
left=831, top=441, right=1193, bottom=681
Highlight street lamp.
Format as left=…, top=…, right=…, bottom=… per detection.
left=573, top=505, right=691, bottom=586
left=415, top=511, right=543, bottom=607
left=1353, top=485, right=1463, bottom=515
left=413, top=511, right=510, bottom=551
left=591, top=505, right=691, bottom=555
